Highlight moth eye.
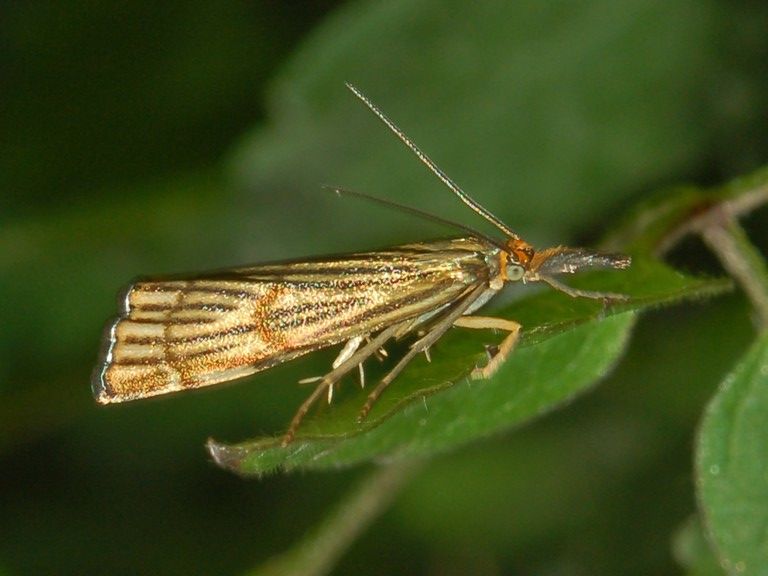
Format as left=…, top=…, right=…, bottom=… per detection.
left=506, top=264, right=524, bottom=281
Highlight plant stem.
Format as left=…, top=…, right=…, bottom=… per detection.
left=700, top=216, right=768, bottom=330
left=250, top=459, right=424, bottom=576
left=659, top=182, right=768, bottom=255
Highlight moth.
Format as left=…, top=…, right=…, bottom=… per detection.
left=93, top=84, right=630, bottom=444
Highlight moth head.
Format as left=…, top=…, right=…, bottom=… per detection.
left=502, top=242, right=631, bottom=300
left=500, top=238, right=534, bottom=282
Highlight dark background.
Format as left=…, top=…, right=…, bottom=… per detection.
left=2, top=1, right=768, bottom=574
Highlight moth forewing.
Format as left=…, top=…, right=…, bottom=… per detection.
left=93, top=238, right=501, bottom=405
left=94, top=278, right=289, bottom=403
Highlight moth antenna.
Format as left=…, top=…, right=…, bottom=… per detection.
left=322, top=185, right=508, bottom=251
left=346, top=83, right=520, bottom=241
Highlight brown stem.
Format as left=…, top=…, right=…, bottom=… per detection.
left=250, top=459, right=424, bottom=576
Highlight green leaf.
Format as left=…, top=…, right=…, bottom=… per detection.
left=697, top=332, right=768, bottom=575
left=672, top=516, right=723, bottom=576
left=209, top=258, right=729, bottom=476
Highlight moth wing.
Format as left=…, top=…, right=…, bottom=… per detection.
left=93, top=279, right=297, bottom=403
left=93, top=239, right=495, bottom=403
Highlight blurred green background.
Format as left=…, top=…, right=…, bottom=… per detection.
left=2, top=1, right=768, bottom=574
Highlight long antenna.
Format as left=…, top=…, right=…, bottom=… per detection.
left=346, top=83, right=519, bottom=241
left=322, top=185, right=508, bottom=251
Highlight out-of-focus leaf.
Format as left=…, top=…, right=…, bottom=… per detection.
left=209, top=259, right=729, bottom=476
left=697, top=332, right=768, bottom=575
left=0, top=171, right=230, bottom=447
left=672, top=516, right=723, bottom=576
left=603, top=165, right=768, bottom=255
left=230, top=0, right=723, bottom=260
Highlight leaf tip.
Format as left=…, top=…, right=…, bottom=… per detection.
left=207, top=437, right=249, bottom=475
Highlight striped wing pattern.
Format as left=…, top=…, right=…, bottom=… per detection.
left=93, top=238, right=496, bottom=403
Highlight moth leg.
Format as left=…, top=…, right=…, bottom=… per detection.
left=328, top=337, right=366, bottom=399
left=297, top=336, right=364, bottom=397
left=357, top=326, right=448, bottom=422
left=453, top=316, right=521, bottom=379
left=282, top=323, right=405, bottom=446
left=333, top=335, right=364, bottom=369
left=539, top=275, right=628, bottom=301
left=364, top=335, right=388, bottom=361
left=327, top=335, right=365, bottom=402
left=358, top=283, right=488, bottom=422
